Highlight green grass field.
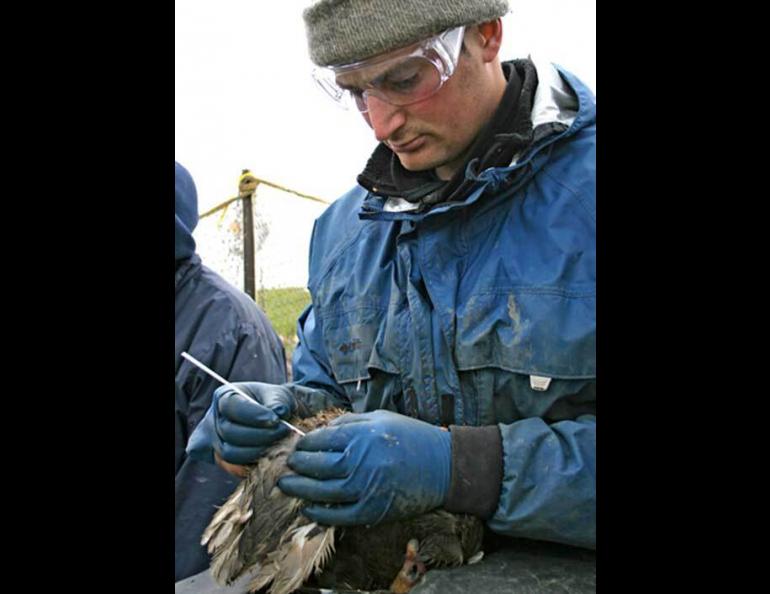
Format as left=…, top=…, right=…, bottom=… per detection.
left=256, top=287, right=311, bottom=356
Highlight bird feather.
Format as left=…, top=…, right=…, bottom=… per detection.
left=203, top=407, right=486, bottom=593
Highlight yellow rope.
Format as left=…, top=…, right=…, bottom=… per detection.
left=199, top=175, right=330, bottom=219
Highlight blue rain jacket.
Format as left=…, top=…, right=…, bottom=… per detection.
left=175, top=163, right=288, bottom=581
left=289, top=62, right=596, bottom=549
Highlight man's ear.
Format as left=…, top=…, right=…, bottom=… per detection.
left=476, top=19, right=503, bottom=63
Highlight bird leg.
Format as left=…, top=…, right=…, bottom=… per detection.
left=389, top=539, right=427, bottom=594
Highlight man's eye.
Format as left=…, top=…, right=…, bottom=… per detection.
left=388, top=74, right=420, bottom=92
left=380, top=60, right=426, bottom=93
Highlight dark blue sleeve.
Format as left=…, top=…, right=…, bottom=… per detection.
left=175, top=314, right=287, bottom=580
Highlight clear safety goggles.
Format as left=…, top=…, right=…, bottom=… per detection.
left=312, top=25, right=466, bottom=114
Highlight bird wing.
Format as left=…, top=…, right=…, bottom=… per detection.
left=254, top=522, right=336, bottom=594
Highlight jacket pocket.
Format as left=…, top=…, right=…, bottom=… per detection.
left=455, top=288, right=595, bottom=379
left=455, top=288, right=595, bottom=424
left=320, top=307, right=382, bottom=384
left=319, top=306, right=410, bottom=411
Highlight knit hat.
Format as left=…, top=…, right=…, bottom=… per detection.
left=303, top=0, right=509, bottom=66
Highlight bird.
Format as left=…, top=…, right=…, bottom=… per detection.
left=201, top=408, right=486, bottom=594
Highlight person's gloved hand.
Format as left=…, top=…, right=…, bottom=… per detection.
left=186, top=382, right=295, bottom=465
left=278, top=410, right=451, bottom=526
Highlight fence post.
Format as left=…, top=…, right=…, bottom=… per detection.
left=238, top=170, right=258, bottom=301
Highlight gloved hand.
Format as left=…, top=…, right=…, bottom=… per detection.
left=186, top=382, right=295, bottom=465
left=278, top=410, right=451, bottom=526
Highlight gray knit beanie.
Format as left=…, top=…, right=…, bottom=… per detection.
left=303, top=0, right=509, bottom=67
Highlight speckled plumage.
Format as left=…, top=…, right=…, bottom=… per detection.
left=202, top=408, right=485, bottom=594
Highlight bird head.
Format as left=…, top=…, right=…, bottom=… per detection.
left=389, top=538, right=427, bottom=593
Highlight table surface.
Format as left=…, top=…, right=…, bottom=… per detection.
left=175, top=539, right=596, bottom=594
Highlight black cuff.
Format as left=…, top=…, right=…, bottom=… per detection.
left=444, top=425, right=503, bottom=519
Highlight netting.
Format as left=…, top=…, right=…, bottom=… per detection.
left=193, top=178, right=329, bottom=366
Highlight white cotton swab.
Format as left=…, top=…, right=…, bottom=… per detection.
left=181, top=351, right=305, bottom=436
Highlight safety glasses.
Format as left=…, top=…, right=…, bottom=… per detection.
left=312, top=25, right=466, bottom=114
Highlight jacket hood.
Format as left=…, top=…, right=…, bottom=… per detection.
left=175, top=161, right=199, bottom=261
left=356, top=59, right=590, bottom=220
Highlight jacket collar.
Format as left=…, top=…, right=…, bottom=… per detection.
left=356, top=59, right=588, bottom=220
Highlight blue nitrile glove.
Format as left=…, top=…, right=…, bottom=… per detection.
left=186, top=382, right=295, bottom=465
left=278, top=410, right=451, bottom=526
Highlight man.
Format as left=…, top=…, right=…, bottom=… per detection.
left=189, top=0, right=596, bottom=551
left=175, top=161, right=287, bottom=581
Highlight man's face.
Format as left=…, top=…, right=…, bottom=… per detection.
left=336, top=29, right=496, bottom=180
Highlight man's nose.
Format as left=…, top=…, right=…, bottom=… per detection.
left=363, top=95, right=406, bottom=142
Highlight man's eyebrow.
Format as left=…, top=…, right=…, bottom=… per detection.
left=337, top=62, right=397, bottom=92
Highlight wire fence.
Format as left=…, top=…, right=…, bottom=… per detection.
left=193, top=172, right=330, bottom=371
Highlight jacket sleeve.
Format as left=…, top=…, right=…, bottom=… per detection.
left=183, top=321, right=288, bottom=433
left=489, top=413, right=596, bottom=549
left=175, top=320, right=287, bottom=580
left=226, top=321, right=288, bottom=385
left=289, top=304, right=352, bottom=415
